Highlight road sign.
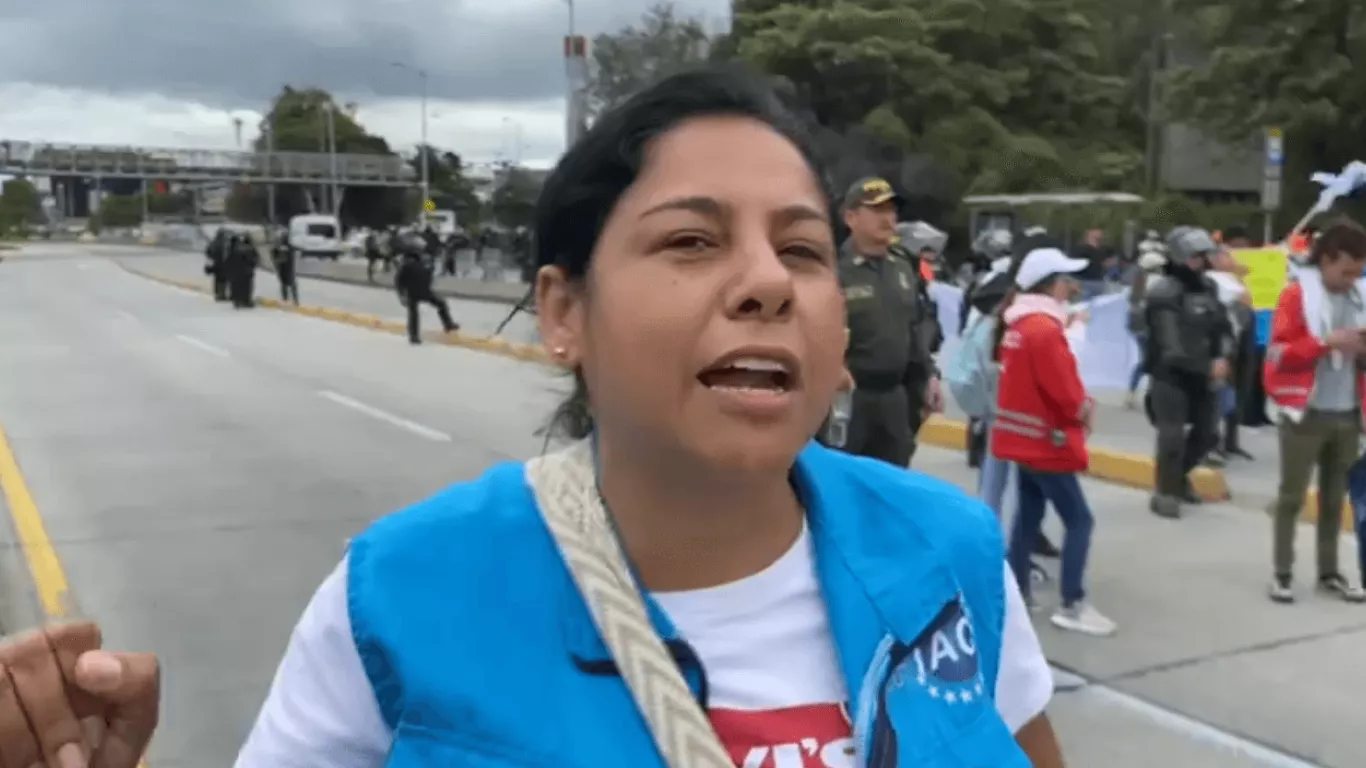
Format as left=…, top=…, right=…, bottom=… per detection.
left=423, top=199, right=435, bottom=212
left=1262, top=128, right=1283, bottom=211
left=1266, top=130, right=1284, bottom=166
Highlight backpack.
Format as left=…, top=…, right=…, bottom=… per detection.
left=945, top=312, right=999, bottom=418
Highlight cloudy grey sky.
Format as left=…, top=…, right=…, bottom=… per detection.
left=0, top=0, right=731, bottom=166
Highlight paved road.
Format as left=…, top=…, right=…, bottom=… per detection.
left=0, top=244, right=1361, bottom=766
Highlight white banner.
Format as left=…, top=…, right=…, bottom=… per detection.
left=932, top=283, right=1140, bottom=392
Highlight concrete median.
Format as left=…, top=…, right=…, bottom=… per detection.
left=117, top=262, right=551, bottom=364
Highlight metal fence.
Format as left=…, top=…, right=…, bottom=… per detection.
left=0, top=140, right=415, bottom=186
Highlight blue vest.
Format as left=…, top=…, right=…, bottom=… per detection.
left=348, top=443, right=1031, bottom=766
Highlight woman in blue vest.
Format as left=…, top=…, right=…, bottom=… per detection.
left=0, top=68, right=1065, bottom=768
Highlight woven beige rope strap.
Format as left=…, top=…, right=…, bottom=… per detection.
left=525, top=440, right=733, bottom=768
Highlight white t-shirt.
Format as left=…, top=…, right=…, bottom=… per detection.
left=235, top=527, right=1053, bottom=768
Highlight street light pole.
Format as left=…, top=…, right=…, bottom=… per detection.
left=325, top=102, right=338, bottom=217
left=266, top=119, right=277, bottom=228
left=420, top=69, right=429, bottom=210
left=391, top=62, right=430, bottom=215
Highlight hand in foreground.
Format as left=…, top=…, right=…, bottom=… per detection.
left=0, top=622, right=159, bottom=768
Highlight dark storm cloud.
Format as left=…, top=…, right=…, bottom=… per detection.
left=0, top=0, right=731, bottom=111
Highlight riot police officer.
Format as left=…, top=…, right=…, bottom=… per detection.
left=272, top=231, right=298, bottom=305
left=838, top=177, right=943, bottom=467
left=395, top=236, right=459, bottom=344
left=206, top=230, right=228, bottom=301
left=226, top=234, right=259, bottom=308
left=1143, top=226, right=1233, bottom=518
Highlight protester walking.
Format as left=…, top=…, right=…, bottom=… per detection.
left=992, top=246, right=1115, bottom=636
left=1263, top=217, right=1366, bottom=603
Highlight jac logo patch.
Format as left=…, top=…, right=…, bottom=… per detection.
left=888, top=600, right=986, bottom=706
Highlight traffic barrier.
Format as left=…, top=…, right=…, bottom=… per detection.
left=916, top=415, right=1231, bottom=503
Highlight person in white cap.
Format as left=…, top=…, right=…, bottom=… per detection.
left=990, top=246, right=1116, bottom=636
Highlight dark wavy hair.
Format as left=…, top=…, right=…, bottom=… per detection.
left=1307, top=216, right=1366, bottom=265
left=533, top=65, right=836, bottom=440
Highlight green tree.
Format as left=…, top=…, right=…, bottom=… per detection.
left=411, top=146, right=481, bottom=224
left=0, top=178, right=42, bottom=234
left=735, top=0, right=1140, bottom=202
left=245, top=86, right=410, bottom=228
left=1163, top=0, right=1366, bottom=223
left=585, top=2, right=718, bottom=121
left=92, top=195, right=143, bottom=229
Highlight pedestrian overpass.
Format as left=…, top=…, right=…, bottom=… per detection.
left=0, top=139, right=415, bottom=187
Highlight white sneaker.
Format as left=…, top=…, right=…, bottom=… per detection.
left=1050, top=602, right=1117, bottom=637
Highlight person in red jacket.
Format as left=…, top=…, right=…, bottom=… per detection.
left=1264, top=218, right=1366, bottom=604
left=991, top=246, right=1115, bottom=636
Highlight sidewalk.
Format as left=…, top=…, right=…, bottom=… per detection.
left=916, top=444, right=1366, bottom=767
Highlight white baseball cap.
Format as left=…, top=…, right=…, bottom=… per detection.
left=1014, top=247, right=1089, bottom=290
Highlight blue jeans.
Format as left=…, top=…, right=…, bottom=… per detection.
left=1128, top=336, right=1147, bottom=392
left=1008, top=468, right=1095, bottom=605
left=978, top=451, right=1013, bottom=519
left=1349, top=454, right=1366, bottom=580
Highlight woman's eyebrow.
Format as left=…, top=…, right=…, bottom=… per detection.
left=773, top=203, right=828, bottom=227
left=639, top=197, right=827, bottom=226
left=640, top=195, right=727, bottom=220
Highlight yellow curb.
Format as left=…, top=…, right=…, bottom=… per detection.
left=1300, top=489, right=1355, bottom=533
left=916, top=414, right=1231, bottom=502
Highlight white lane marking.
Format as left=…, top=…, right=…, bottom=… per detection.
left=116, top=309, right=139, bottom=323
left=77, top=263, right=92, bottom=270
left=1050, top=665, right=1322, bottom=766
left=317, top=390, right=452, bottom=442
left=174, top=334, right=230, bottom=357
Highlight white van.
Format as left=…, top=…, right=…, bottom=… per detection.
left=288, top=214, right=343, bottom=260
left=419, top=209, right=458, bottom=237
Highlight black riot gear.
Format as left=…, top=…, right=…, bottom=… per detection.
left=206, top=230, right=229, bottom=301
left=1143, top=226, right=1234, bottom=517
left=396, top=250, right=458, bottom=344
left=226, top=234, right=259, bottom=308
left=272, top=234, right=298, bottom=305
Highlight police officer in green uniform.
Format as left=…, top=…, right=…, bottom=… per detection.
left=838, top=177, right=943, bottom=467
